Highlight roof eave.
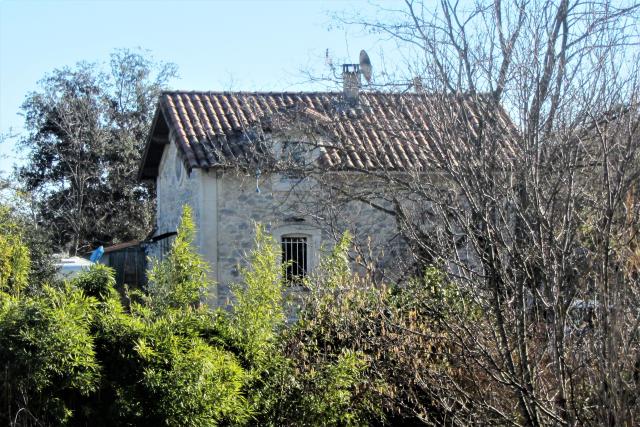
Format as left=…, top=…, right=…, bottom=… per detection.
left=138, top=103, right=170, bottom=181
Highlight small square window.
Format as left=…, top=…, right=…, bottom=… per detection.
left=281, top=236, right=307, bottom=284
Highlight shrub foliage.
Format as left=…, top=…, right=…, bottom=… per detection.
left=0, top=206, right=457, bottom=426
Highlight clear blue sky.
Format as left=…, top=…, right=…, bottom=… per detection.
left=0, top=0, right=399, bottom=177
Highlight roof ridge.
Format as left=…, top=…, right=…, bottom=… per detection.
left=159, top=90, right=438, bottom=97
left=161, top=90, right=337, bottom=95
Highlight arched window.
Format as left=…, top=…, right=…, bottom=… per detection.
left=174, top=153, right=184, bottom=183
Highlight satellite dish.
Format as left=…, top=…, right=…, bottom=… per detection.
left=359, top=49, right=372, bottom=83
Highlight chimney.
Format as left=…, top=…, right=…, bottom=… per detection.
left=413, top=76, right=424, bottom=92
left=342, top=64, right=361, bottom=103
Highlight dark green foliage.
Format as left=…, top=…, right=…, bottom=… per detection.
left=0, top=285, right=100, bottom=425
left=72, top=264, right=118, bottom=301
left=84, top=207, right=249, bottom=426
left=88, top=304, right=248, bottom=426
left=295, top=348, right=373, bottom=427
left=0, top=207, right=251, bottom=426
left=135, top=331, right=248, bottom=426
left=0, top=206, right=461, bottom=426
left=21, top=224, right=57, bottom=289
left=17, top=49, right=177, bottom=254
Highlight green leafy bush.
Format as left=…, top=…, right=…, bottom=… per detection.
left=0, top=204, right=464, bottom=426
left=138, top=334, right=248, bottom=426
left=146, top=205, right=210, bottom=312
left=0, top=206, right=30, bottom=296
left=86, top=206, right=250, bottom=426
left=0, top=285, right=100, bottom=425
left=277, top=233, right=474, bottom=425
left=72, top=264, right=118, bottom=302
left=0, top=206, right=252, bottom=426
left=230, top=224, right=285, bottom=366
left=252, top=232, right=384, bottom=426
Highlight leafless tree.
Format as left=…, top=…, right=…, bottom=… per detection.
left=270, top=0, right=640, bottom=424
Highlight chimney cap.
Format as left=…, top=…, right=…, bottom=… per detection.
left=342, top=63, right=360, bottom=74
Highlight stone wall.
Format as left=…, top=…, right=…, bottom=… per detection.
left=212, top=171, right=403, bottom=307
left=152, top=144, right=404, bottom=308
left=147, top=141, right=198, bottom=261
left=215, top=172, right=303, bottom=306
left=155, top=142, right=197, bottom=235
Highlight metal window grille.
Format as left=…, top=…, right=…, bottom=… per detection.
left=281, top=236, right=307, bottom=284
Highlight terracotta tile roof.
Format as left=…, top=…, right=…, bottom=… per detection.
left=141, top=91, right=518, bottom=177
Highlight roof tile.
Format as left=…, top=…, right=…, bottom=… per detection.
left=151, top=91, right=517, bottom=172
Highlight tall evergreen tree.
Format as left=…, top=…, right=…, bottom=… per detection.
left=18, top=49, right=177, bottom=254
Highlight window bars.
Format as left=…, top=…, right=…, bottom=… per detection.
left=281, top=236, right=307, bottom=284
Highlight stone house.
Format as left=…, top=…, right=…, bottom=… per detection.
left=139, top=82, right=514, bottom=306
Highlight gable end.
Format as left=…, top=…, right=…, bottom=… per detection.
left=139, top=106, right=171, bottom=180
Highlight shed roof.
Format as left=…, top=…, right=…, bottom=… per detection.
left=140, top=91, right=518, bottom=179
